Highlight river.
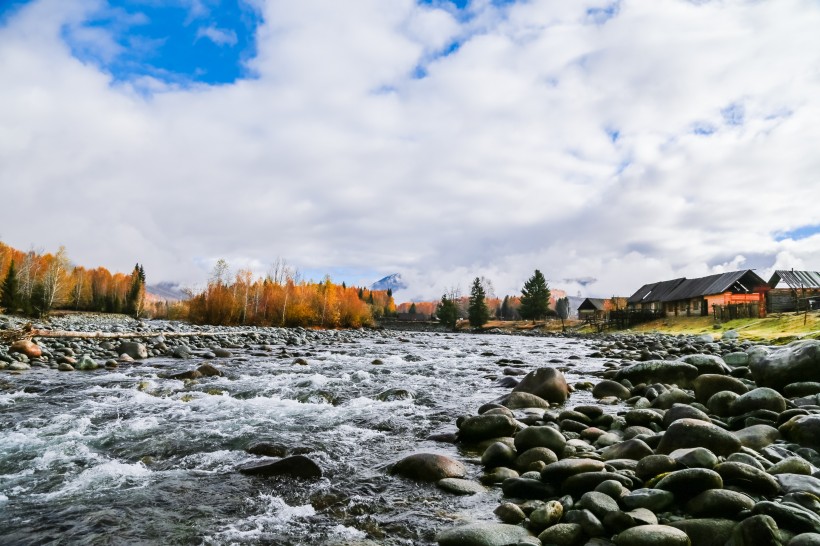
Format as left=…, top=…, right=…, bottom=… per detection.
left=0, top=329, right=606, bottom=545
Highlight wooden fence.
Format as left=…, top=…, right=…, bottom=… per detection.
left=712, top=303, right=761, bottom=321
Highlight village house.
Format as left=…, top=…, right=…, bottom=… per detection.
left=767, top=270, right=820, bottom=312
left=627, top=270, right=768, bottom=318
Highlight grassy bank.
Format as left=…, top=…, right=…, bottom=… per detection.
left=475, top=312, right=820, bottom=344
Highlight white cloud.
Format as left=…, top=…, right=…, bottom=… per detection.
left=2, top=0, right=820, bottom=300
left=196, top=25, right=238, bottom=46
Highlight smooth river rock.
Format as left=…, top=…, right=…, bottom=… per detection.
left=749, top=339, right=820, bottom=391
left=656, top=418, right=742, bottom=456
left=436, top=523, right=534, bottom=546
left=511, top=367, right=569, bottom=404
left=238, top=455, right=322, bottom=479
left=392, top=453, right=466, bottom=482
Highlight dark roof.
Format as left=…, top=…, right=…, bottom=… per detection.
left=627, top=278, right=685, bottom=304
left=768, top=270, right=820, bottom=290
left=662, top=270, right=766, bottom=302
left=578, top=298, right=607, bottom=311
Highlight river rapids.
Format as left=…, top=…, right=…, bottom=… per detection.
left=0, top=329, right=607, bottom=545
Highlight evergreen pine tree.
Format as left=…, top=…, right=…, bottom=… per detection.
left=500, top=295, right=510, bottom=320
left=1, top=260, right=19, bottom=313
left=468, top=277, right=490, bottom=328
left=126, top=263, right=146, bottom=318
left=436, top=295, right=459, bottom=330
left=409, top=302, right=417, bottom=315
left=519, top=269, right=551, bottom=322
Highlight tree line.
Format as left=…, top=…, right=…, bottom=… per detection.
left=183, top=258, right=395, bottom=328
left=433, top=269, right=570, bottom=330
left=0, top=241, right=146, bottom=318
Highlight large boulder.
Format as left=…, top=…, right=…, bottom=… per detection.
left=116, top=341, right=148, bottom=360
left=511, top=367, right=569, bottom=404
left=614, top=360, right=699, bottom=388
left=392, top=453, right=466, bottom=482
left=750, top=340, right=820, bottom=391
left=514, top=425, right=567, bottom=453
left=656, top=418, right=742, bottom=457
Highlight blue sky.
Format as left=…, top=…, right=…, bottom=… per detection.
left=2, top=0, right=820, bottom=299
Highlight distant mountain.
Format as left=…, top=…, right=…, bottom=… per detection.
left=371, top=273, right=407, bottom=292
left=146, top=282, right=187, bottom=302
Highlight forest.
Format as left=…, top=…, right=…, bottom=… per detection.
left=0, top=242, right=394, bottom=328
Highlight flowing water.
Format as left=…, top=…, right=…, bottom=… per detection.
left=0, top=330, right=606, bottom=545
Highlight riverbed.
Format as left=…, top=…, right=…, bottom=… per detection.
left=0, top=328, right=607, bottom=545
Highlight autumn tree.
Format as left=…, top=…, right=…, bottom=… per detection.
left=1, top=260, right=19, bottom=313
left=38, top=246, right=70, bottom=315
left=519, top=269, right=551, bottom=322
left=468, top=277, right=490, bottom=328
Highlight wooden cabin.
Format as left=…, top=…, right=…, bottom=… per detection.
left=578, top=298, right=606, bottom=321
left=767, top=270, right=820, bottom=312
left=627, top=270, right=768, bottom=318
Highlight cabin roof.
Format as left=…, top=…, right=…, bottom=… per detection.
left=627, top=278, right=686, bottom=304
left=768, top=270, right=820, bottom=290
left=661, top=270, right=766, bottom=302
left=578, top=298, right=607, bottom=311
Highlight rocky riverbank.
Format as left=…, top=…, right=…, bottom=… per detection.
left=0, top=313, right=374, bottom=373
left=393, top=330, right=820, bottom=545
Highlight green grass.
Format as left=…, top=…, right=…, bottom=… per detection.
left=628, top=312, right=820, bottom=344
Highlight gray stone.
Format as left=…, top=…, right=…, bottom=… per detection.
left=564, top=508, right=605, bottom=537
left=614, top=360, right=700, bottom=389
left=622, top=488, right=676, bottom=511
left=789, top=533, right=820, bottom=546
left=578, top=491, right=620, bottom=521
left=680, top=354, right=731, bottom=375
left=482, top=442, right=518, bottom=468
left=514, top=447, right=557, bottom=472
left=694, top=374, right=749, bottom=404
left=663, top=404, right=711, bottom=428
left=514, top=426, right=566, bottom=453
left=686, top=489, right=755, bottom=518
left=512, top=367, right=569, bottom=404
left=669, top=447, right=719, bottom=469
left=731, top=388, right=787, bottom=415
left=776, top=474, right=820, bottom=497
left=504, top=391, right=551, bottom=409
left=656, top=468, right=724, bottom=499
left=750, top=340, right=820, bottom=392
left=392, top=453, right=466, bottom=482
left=726, top=514, right=781, bottom=546
left=116, top=341, right=148, bottom=360
left=437, top=478, right=486, bottom=495
left=238, top=455, right=322, bottom=479
left=528, top=500, right=563, bottom=531
left=769, top=458, right=814, bottom=476
left=436, top=523, right=534, bottom=546
left=725, top=352, right=751, bottom=366
left=537, top=523, right=583, bottom=546
left=753, top=501, right=820, bottom=534
left=613, top=524, right=691, bottom=546
left=735, top=424, right=781, bottom=450
left=76, top=355, right=98, bottom=371
left=715, top=461, right=780, bottom=496
left=459, top=414, right=518, bottom=443
left=541, top=458, right=606, bottom=484
left=657, top=418, right=742, bottom=456
left=592, top=380, right=631, bottom=400
left=780, top=415, right=820, bottom=451
left=494, top=503, right=526, bottom=525
left=669, top=519, right=738, bottom=546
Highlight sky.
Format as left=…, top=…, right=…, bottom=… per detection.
left=1, top=0, right=820, bottom=302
